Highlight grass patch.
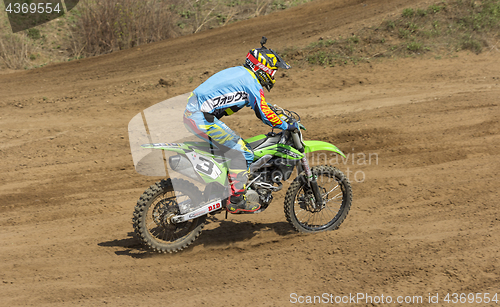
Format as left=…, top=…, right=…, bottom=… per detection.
left=417, top=8, right=428, bottom=17
left=402, top=8, right=415, bottom=18
left=282, top=0, right=500, bottom=66
left=26, top=28, right=41, bottom=40
left=399, top=28, right=411, bottom=39
left=407, top=41, right=423, bottom=52
left=460, top=36, right=484, bottom=53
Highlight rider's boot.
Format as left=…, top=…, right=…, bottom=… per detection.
left=226, top=171, right=260, bottom=214
left=227, top=191, right=260, bottom=214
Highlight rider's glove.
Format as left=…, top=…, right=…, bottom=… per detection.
left=286, top=121, right=299, bottom=131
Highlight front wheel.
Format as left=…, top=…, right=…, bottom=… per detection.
left=284, top=165, right=352, bottom=233
left=133, top=178, right=206, bottom=253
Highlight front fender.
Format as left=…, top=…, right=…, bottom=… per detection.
left=303, top=140, right=346, bottom=158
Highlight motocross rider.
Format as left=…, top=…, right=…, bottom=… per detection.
left=183, top=37, right=298, bottom=214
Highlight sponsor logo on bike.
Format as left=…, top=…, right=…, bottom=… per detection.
left=208, top=202, right=221, bottom=212
left=189, top=209, right=208, bottom=219
left=187, top=201, right=221, bottom=219
left=278, top=147, right=301, bottom=158
left=260, top=90, right=282, bottom=126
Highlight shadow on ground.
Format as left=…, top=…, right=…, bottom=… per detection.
left=98, top=219, right=297, bottom=258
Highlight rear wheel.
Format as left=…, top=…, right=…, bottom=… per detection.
left=284, top=165, right=352, bottom=233
left=133, top=178, right=205, bottom=253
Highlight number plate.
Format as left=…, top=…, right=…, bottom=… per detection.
left=186, top=152, right=222, bottom=179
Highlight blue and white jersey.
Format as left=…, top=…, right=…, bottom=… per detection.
left=186, top=66, right=289, bottom=130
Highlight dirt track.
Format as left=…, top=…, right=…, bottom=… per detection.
left=1, top=0, right=499, bottom=306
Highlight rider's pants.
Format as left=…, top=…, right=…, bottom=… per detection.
left=183, top=105, right=254, bottom=197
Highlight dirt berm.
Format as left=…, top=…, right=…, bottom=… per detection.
left=0, top=0, right=499, bottom=306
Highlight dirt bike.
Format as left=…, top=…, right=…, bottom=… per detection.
left=132, top=105, right=352, bottom=253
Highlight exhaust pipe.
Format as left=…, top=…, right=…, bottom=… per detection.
left=168, top=155, right=202, bottom=181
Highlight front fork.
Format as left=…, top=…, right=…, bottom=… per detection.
left=292, top=130, right=324, bottom=209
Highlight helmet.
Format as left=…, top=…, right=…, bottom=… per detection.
left=244, top=37, right=291, bottom=91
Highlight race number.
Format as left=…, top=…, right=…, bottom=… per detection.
left=186, top=152, right=222, bottom=179
left=195, top=156, right=215, bottom=175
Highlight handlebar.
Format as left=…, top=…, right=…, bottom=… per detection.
left=270, top=104, right=301, bottom=123
left=270, top=104, right=306, bottom=131
left=268, top=104, right=306, bottom=152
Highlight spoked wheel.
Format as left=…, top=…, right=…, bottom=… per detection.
left=284, top=165, right=352, bottom=233
left=133, top=178, right=205, bottom=253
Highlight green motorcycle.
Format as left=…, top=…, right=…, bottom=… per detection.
left=132, top=105, right=352, bottom=253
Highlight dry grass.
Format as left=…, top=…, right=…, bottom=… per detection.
left=69, top=0, right=178, bottom=56
left=0, top=33, right=36, bottom=69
